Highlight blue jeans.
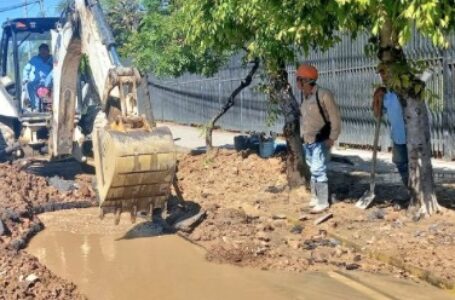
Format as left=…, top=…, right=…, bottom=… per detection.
left=26, top=81, right=40, bottom=110
left=392, top=143, right=409, bottom=186
left=303, top=142, right=329, bottom=183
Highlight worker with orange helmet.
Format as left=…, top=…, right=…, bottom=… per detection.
left=296, top=64, right=341, bottom=213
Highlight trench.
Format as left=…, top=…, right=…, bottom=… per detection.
left=27, top=208, right=453, bottom=300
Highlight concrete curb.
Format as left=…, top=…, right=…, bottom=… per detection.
left=328, top=231, right=455, bottom=294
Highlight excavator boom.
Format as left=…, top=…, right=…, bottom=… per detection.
left=51, top=0, right=176, bottom=223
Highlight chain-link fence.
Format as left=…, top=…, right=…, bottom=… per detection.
left=149, top=32, right=455, bottom=159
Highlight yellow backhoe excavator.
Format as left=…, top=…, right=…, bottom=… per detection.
left=0, top=0, right=176, bottom=224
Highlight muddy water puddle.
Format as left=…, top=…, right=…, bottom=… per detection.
left=27, top=208, right=453, bottom=300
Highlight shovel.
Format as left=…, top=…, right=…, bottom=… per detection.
left=356, top=111, right=382, bottom=209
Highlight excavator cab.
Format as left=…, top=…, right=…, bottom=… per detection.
left=0, top=18, right=64, bottom=154
left=0, top=18, right=58, bottom=113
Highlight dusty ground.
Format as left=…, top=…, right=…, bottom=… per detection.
left=330, top=201, right=455, bottom=285
left=175, top=149, right=455, bottom=285
left=1, top=148, right=455, bottom=299
left=0, top=162, right=96, bottom=300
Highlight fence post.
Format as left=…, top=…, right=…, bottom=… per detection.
left=218, top=73, right=222, bottom=109
left=442, top=49, right=452, bottom=160
left=331, top=54, right=341, bottom=148
left=240, top=90, right=244, bottom=131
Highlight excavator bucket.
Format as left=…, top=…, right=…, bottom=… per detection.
left=93, top=122, right=176, bottom=224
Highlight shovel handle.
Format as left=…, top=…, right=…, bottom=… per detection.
left=370, top=108, right=382, bottom=191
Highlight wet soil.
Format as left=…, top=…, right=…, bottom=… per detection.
left=28, top=208, right=454, bottom=300
left=2, top=148, right=455, bottom=299
left=175, top=149, right=455, bottom=284
left=28, top=209, right=358, bottom=300
left=0, top=163, right=96, bottom=299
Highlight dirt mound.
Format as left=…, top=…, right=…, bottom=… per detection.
left=175, top=150, right=403, bottom=274
left=0, top=163, right=96, bottom=299
left=330, top=202, right=455, bottom=285
left=0, top=249, right=85, bottom=299
left=0, top=163, right=96, bottom=250
left=176, top=149, right=455, bottom=286
left=0, top=164, right=95, bottom=214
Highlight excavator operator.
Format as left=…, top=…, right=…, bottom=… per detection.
left=22, top=43, right=53, bottom=112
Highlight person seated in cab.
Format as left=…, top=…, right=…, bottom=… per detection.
left=22, top=43, right=53, bottom=112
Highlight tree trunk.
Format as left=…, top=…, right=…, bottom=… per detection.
left=205, top=58, right=260, bottom=151
left=404, top=96, right=441, bottom=215
left=378, top=18, right=440, bottom=216
left=283, top=108, right=310, bottom=188
left=269, top=66, right=309, bottom=188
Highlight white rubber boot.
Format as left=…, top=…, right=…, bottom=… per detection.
left=309, top=180, right=317, bottom=208
left=310, top=182, right=330, bottom=214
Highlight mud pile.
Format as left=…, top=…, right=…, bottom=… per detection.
left=0, top=163, right=95, bottom=299
left=1, top=250, right=84, bottom=299
left=176, top=150, right=401, bottom=274
left=176, top=149, right=455, bottom=284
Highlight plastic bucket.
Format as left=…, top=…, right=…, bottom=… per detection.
left=234, top=135, right=248, bottom=151
left=259, top=140, right=275, bottom=158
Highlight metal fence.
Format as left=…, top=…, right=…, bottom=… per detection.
left=149, top=31, right=455, bottom=159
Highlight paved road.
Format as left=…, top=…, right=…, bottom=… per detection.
left=158, top=121, right=455, bottom=173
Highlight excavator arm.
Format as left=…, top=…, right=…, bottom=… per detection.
left=51, top=0, right=176, bottom=224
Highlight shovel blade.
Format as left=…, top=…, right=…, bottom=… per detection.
left=355, top=190, right=375, bottom=209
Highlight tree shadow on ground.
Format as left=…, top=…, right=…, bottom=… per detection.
left=435, top=184, right=455, bottom=209
left=328, top=154, right=455, bottom=210
left=190, top=144, right=235, bottom=156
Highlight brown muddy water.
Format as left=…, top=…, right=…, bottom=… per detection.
left=27, top=208, right=453, bottom=300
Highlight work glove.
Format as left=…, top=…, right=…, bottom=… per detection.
left=372, top=87, right=386, bottom=118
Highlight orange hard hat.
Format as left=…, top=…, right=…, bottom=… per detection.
left=296, top=64, right=318, bottom=81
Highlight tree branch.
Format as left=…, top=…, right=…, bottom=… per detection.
left=205, top=58, right=260, bottom=150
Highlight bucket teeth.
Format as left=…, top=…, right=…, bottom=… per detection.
left=131, top=205, right=137, bottom=223
left=99, top=208, right=105, bottom=220
left=114, top=207, right=122, bottom=225
left=149, top=204, right=154, bottom=219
